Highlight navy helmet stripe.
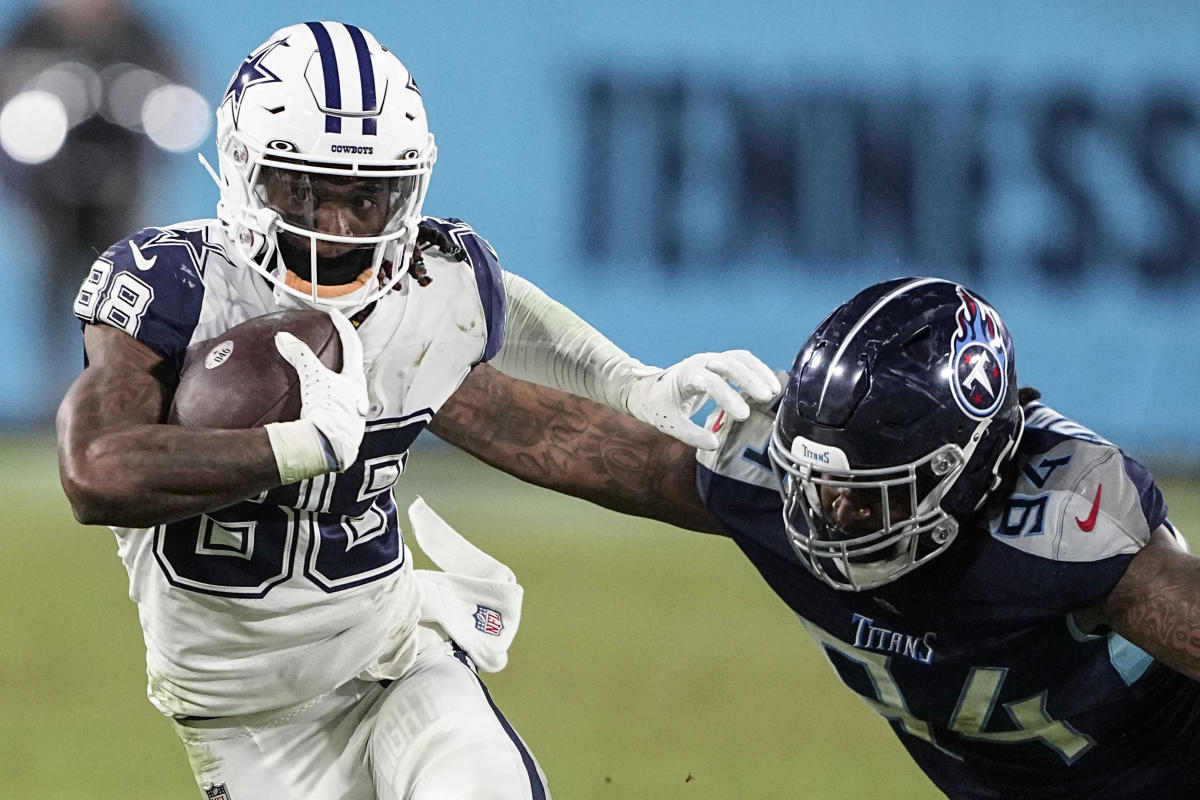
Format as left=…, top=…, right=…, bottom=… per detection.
left=343, top=23, right=378, bottom=136
left=304, top=22, right=342, bottom=133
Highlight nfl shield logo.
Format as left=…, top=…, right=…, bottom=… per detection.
left=473, top=604, right=504, bottom=636
left=204, top=783, right=231, bottom=800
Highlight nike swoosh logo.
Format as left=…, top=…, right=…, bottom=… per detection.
left=129, top=240, right=157, bottom=271
left=1075, top=483, right=1103, bottom=532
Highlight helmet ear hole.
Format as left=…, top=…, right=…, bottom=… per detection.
left=229, top=142, right=249, bottom=165
left=931, top=450, right=960, bottom=476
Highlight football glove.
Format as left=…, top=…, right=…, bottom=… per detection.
left=624, top=350, right=781, bottom=450
left=269, top=311, right=368, bottom=480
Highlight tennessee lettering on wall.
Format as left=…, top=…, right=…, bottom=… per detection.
left=579, top=73, right=1199, bottom=283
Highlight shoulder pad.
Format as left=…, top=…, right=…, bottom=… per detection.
left=990, top=435, right=1157, bottom=563
left=74, top=223, right=229, bottom=366
left=697, top=401, right=778, bottom=490
left=419, top=216, right=505, bottom=361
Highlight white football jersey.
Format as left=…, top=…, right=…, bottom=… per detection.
left=75, top=217, right=507, bottom=717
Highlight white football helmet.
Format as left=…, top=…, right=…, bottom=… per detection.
left=213, top=21, right=436, bottom=312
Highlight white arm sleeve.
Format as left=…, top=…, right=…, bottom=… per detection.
left=490, top=271, right=658, bottom=413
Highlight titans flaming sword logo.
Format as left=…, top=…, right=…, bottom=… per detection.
left=949, top=287, right=1009, bottom=418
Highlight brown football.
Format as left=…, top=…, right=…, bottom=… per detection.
left=168, top=310, right=343, bottom=428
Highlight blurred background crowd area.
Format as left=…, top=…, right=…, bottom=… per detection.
left=0, top=0, right=1197, bottom=471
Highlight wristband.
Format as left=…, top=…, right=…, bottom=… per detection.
left=265, top=420, right=339, bottom=485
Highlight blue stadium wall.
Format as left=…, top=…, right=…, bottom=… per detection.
left=1, top=1, right=1197, bottom=469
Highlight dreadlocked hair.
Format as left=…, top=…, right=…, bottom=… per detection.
left=407, top=244, right=433, bottom=287
left=1017, top=386, right=1042, bottom=407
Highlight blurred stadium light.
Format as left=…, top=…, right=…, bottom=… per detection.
left=0, top=62, right=209, bottom=164
left=0, top=89, right=68, bottom=163
left=142, top=83, right=209, bottom=152
left=0, top=1, right=209, bottom=422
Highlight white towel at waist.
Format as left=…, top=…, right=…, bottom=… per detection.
left=408, top=497, right=524, bottom=673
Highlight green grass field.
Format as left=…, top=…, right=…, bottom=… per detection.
left=3, top=434, right=1197, bottom=799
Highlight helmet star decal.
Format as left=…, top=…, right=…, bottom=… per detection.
left=222, top=36, right=289, bottom=128
left=949, top=287, right=1008, bottom=418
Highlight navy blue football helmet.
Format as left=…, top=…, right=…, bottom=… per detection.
left=767, top=277, right=1025, bottom=591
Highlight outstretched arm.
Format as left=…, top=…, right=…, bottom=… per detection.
left=430, top=363, right=723, bottom=534
left=1080, top=526, right=1200, bottom=681
left=493, top=272, right=779, bottom=451
left=413, top=223, right=778, bottom=450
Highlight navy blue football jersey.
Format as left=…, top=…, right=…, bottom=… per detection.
left=697, top=400, right=1200, bottom=799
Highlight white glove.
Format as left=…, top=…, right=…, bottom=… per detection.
left=269, top=312, right=368, bottom=480
left=623, top=350, right=782, bottom=450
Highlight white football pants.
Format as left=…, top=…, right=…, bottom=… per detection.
left=171, top=626, right=550, bottom=800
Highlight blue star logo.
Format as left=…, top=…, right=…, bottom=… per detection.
left=142, top=226, right=232, bottom=279
left=222, top=36, right=289, bottom=128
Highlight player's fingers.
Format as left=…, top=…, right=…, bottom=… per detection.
left=689, top=371, right=752, bottom=421
left=705, top=350, right=781, bottom=401
left=327, top=311, right=364, bottom=376
left=731, top=349, right=782, bottom=396
left=274, top=331, right=317, bottom=369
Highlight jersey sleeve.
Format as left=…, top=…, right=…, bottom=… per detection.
left=420, top=217, right=506, bottom=361
left=1121, top=451, right=1168, bottom=533
left=73, top=227, right=206, bottom=372
left=695, top=402, right=793, bottom=556
left=989, top=425, right=1170, bottom=611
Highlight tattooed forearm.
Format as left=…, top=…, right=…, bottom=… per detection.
left=1111, top=594, right=1200, bottom=677
left=1099, top=528, right=1200, bottom=681
left=432, top=365, right=721, bottom=533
